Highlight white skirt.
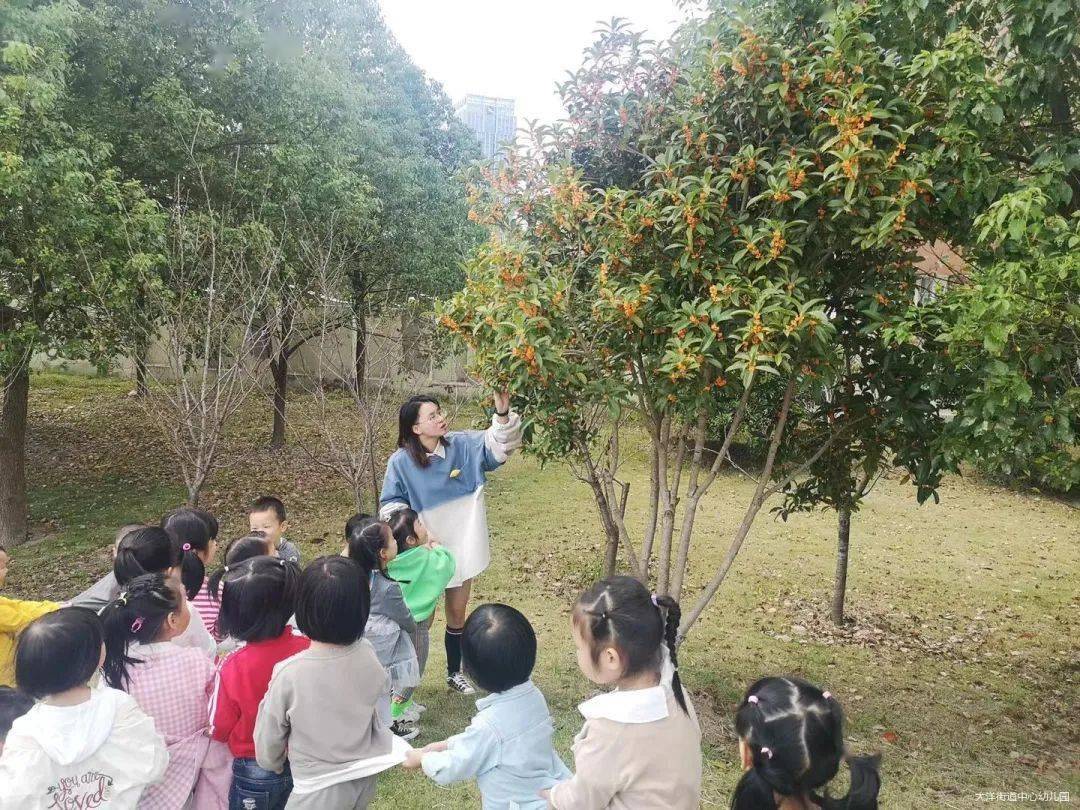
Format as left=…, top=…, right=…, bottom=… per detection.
left=418, top=485, right=492, bottom=588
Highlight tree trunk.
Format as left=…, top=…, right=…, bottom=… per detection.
left=681, top=377, right=797, bottom=636
left=269, top=354, right=288, bottom=449
left=354, top=312, right=367, bottom=395
left=134, top=348, right=149, bottom=397
left=832, top=505, right=852, bottom=625
left=0, top=367, right=30, bottom=548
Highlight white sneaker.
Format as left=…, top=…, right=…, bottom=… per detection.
left=446, top=672, right=476, bottom=694
left=390, top=719, right=419, bottom=741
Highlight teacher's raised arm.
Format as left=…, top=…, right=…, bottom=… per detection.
left=379, top=390, right=522, bottom=694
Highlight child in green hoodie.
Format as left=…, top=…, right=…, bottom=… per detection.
left=387, top=509, right=456, bottom=730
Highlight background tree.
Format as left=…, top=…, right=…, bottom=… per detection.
left=68, top=0, right=479, bottom=447
left=0, top=0, right=162, bottom=546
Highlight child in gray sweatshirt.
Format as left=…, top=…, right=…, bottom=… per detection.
left=255, top=556, right=409, bottom=809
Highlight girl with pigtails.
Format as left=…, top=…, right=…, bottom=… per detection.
left=732, top=677, right=881, bottom=810
left=100, top=573, right=231, bottom=808
left=544, top=576, right=702, bottom=809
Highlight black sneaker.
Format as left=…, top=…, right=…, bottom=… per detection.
left=446, top=672, right=476, bottom=694
left=390, top=719, right=419, bottom=741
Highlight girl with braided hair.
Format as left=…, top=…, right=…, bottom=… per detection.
left=544, top=575, right=702, bottom=809
left=100, top=574, right=231, bottom=808
left=732, top=677, right=881, bottom=810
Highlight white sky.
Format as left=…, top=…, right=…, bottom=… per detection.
left=379, top=0, right=687, bottom=125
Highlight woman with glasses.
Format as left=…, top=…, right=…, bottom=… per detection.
left=379, top=391, right=522, bottom=695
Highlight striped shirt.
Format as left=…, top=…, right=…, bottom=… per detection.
left=191, top=579, right=221, bottom=641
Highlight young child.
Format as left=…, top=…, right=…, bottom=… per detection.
left=387, top=509, right=456, bottom=724
left=544, top=576, right=702, bottom=809
left=0, top=608, right=168, bottom=808
left=345, top=516, right=419, bottom=739
left=69, top=523, right=145, bottom=612
left=249, top=496, right=301, bottom=563
left=210, top=556, right=308, bottom=809
left=162, top=507, right=220, bottom=634
left=0, top=543, right=58, bottom=687
left=0, top=686, right=33, bottom=757
left=206, top=532, right=278, bottom=598
left=100, top=573, right=232, bottom=809
left=255, top=556, right=407, bottom=808
left=731, top=677, right=881, bottom=810
left=112, top=526, right=216, bottom=657
left=403, top=603, right=570, bottom=809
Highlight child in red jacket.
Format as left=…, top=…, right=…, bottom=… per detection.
left=209, top=557, right=308, bottom=810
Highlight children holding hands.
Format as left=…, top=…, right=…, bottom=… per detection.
left=0, top=483, right=882, bottom=810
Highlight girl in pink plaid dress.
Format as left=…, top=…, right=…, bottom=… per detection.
left=102, top=573, right=232, bottom=809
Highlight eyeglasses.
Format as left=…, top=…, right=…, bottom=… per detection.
left=420, top=409, right=445, bottom=423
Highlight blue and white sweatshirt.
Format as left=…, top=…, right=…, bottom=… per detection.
left=379, top=412, right=522, bottom=587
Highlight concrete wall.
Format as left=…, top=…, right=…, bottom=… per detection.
left=31, top=315, right=476, bottom=391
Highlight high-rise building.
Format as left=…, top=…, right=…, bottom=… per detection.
left=456, top=95, right=516, bottom=160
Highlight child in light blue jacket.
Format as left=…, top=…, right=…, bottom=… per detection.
left=403, top=604, right=570, bottom=809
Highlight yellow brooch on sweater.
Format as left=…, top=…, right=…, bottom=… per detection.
left=449, top=468, right=461, bottom=479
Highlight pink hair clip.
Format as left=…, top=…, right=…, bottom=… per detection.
left=760, top=746, right=773, bottom=759
left=131, top=617, right=145, bottom=634
left=822, top=691, right=832, bottom=700
left=747, top=695, right=760, bottom=705
left=182, top=543, right=192, bottom=551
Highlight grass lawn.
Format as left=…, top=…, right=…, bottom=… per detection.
left=8, top=372, right=1078, bottom=808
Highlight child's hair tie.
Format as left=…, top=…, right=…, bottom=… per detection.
left=760, top=746, right=773, bottom=759
left=650, top=593, right=661, bottom=608
left=822, top=691, right=832, bottom=700
left=130, top=617, right=145, bottom=634
left=747, top=695, right=760, bottom=705
left=182, top=543, right=192, bottom=552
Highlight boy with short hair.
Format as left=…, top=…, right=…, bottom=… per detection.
left=248, top=496, right=301, bottom=563
left=403, top=604, right=570, bottom=808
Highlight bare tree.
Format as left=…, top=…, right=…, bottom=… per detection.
left=128, top=177, right=287, bottom=506
left=284, top=219, right=410, bottom=513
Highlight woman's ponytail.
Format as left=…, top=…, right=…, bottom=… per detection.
left=653, top=594, right=689, bottom=715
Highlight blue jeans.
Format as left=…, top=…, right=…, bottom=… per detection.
left=229, top=758, right=292, bottom=810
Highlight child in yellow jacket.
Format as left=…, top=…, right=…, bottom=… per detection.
left=0, top=544, right=58, bottom=687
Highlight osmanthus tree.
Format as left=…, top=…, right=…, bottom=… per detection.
left=0, top=0, right=162, bottom=547
left=441, top=2, right=1001, bottom=636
